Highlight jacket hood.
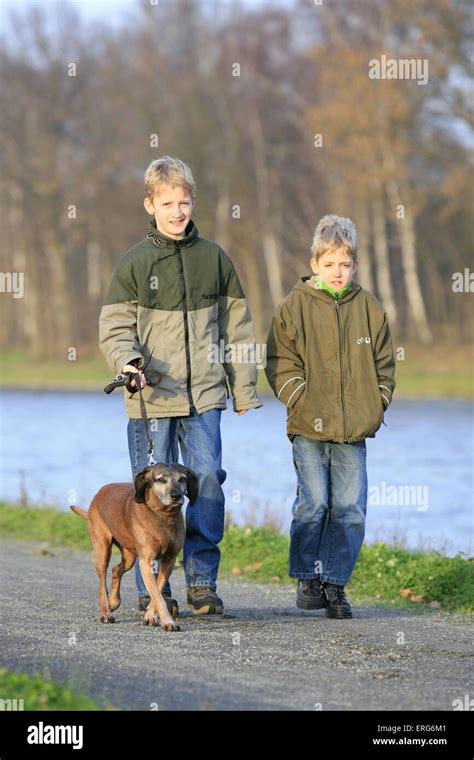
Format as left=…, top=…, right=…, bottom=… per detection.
left=147, top=217, right=199, bottom=249
left=293, top=275, right=362, bottom=304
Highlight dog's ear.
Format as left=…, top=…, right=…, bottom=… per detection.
left=185, top=468, right=199, bottom=506
left=134, top=467, right=153, bottom=504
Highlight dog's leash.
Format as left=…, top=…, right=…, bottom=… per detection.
left=134, top=372, right=156, bottom=466
left=104, top=353, right=156, bottom=466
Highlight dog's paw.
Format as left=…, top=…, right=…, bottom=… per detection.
left=143, top=611, right=159, bottom=626
left=162, top=622, right=181, bottom=632
left=100, top=615, right=115, bottom=624
left=108, top=596, right=121, bottom=612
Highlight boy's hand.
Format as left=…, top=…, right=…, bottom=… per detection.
left=236, top=410, right=248, bottom=416
left=122, top=364, right=147, bottom=389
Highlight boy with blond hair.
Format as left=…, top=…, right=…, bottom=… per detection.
left=99, top=156, right=262, bottom=617
left=265, top=215, right=396, bottom=618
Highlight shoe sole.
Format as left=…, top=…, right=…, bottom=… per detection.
left=297, top=599, right=326, bottom=610
left=187, top=602, right=224, bottom=615
left=326, top=608, right=352, bottom=619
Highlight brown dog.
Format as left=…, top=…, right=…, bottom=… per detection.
left=71, top=464, right=199, bottom=632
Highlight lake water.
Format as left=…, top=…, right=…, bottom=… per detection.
left=0, top=390, right=472, bottom=556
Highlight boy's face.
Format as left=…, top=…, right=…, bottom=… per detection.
left=144, top=184, right=194, bottom=240
left=310, top=247, right=358, bottom=292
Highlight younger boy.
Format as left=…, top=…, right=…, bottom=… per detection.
left=99, top=156, right=262, bottom=616
left=265, top=215, right=396, bottom=618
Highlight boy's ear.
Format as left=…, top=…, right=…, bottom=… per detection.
left=143, top=196, right=154, bottom=216
left=134, top=467, right=153, bottom=503
left=185, top=468, right=199, bottom=506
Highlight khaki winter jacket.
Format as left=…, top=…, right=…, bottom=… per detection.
left=265, top=276, right=396, bottom=443
left=99, top=218, right=262, bottom=418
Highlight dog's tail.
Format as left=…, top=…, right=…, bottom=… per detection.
left=70, top=505, right=88, bottom=521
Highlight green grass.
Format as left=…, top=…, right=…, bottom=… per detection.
left=350, top=542, right=474, bottom=615
left=1, top=502, right=472, bottom=614
left=0, top=502, right=95, bottom=551
left=0, top=350, right=110, bottom=390
left=0, top=668, right=105, bottom=710
left=1, top=344, right=473, bottom=397
left=389, top=341, right=474, bottom=399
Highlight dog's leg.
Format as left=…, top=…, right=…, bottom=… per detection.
left=109, top=546, right=136, bottom=612
left=88, top=518, right=115, bottom=623
left=139, top=556, right=180, bottom=632
left=156, top=555, right=178, bottom=620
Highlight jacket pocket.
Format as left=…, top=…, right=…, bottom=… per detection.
left=287, top=380, right=306, bottom=409
left=374, top=391, right=385, bottom=429
left=287, top=382, right=307, bottom=433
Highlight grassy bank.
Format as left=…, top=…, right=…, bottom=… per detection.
left=1, top=502, right=472, bottom=614
left=0, top=668, right=105, bottom=710
left=1, top=344, right=473, bottom=397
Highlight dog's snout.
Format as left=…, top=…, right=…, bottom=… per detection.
left=170, top=490, right=182, bottom=500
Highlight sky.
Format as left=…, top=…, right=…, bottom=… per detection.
left=0, top=0, right=293, bottom=28
left=3, top=0, right=137, bottom=19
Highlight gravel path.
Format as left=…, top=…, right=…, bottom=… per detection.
left=0, top=541, right=472, bottom=711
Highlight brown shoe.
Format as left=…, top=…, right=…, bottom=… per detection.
left=187, top=586, right=224, bottom=615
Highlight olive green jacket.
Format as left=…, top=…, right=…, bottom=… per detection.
left=99, top=218, right=262, bottom=418
left=264, top=276, right=396, bottom=443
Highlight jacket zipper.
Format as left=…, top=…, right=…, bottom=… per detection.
left=334, top=298, right=348, bottom=442
left=175, top=243, right=196, bottom=415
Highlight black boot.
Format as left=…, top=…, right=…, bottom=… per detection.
left=296, top=579, right=326, bottom=610
left=137, top=593, right=178, bottom=619
left=323, top=583, right=352, bottom=619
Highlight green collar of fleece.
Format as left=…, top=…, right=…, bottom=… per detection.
left=312, top=274, right=352, bottom=300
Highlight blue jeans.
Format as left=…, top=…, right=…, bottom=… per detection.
left=289, top=436, right=367, bottom=586
left=127, top=409, right=226, bottom=596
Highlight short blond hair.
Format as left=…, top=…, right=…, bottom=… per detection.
left=311, top=214, right=358, bottom=262
left=144, top=156, right=196, bottom=199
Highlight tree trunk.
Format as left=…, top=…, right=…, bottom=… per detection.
left=386, top=179, right=432, bottom=343
left=246, top=91, right=284, bottom=308
left=371, top=192, right=398, bottom=328
left=42, top=227, right=72, bottom=357
left=353, top=200, right=374, bottom=293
